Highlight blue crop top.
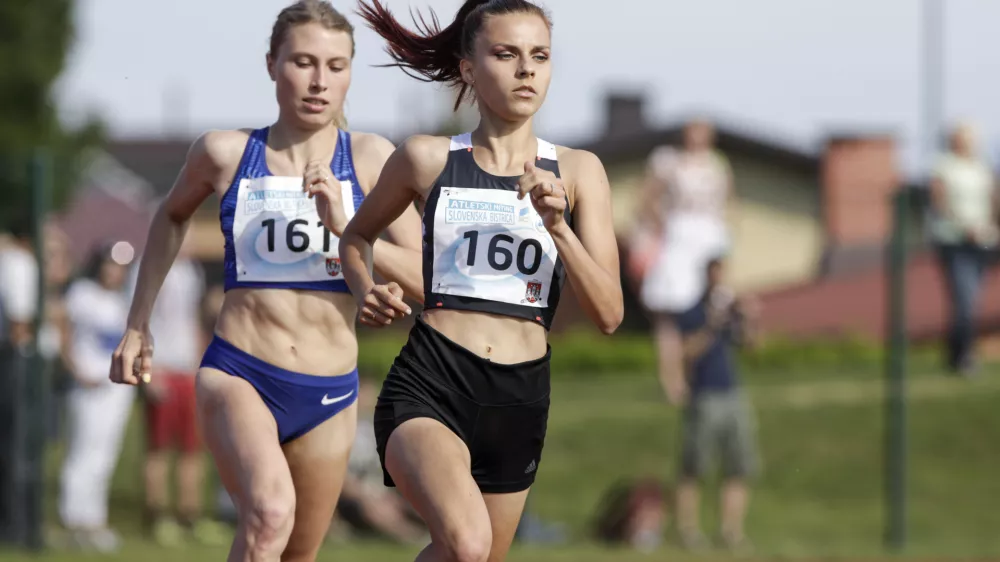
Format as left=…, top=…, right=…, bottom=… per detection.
left=219, top=127, right=365, bottom=293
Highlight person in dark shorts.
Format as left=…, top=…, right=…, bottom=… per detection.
left=670, top=257, right=761, bottom=552
left=340, top=1, right=625, bottom=560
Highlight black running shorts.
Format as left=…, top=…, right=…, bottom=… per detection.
left=373, top=316, right=551, bottom=494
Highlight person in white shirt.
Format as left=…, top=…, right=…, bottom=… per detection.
left=132, top=244, right=226, bottom=546
left=0, top=221, right=73, bottom=362
left=0, top=220, right=39, bottom=350
left=0, top=219, right=39, bottom=542
left=58, top=243, right=135, bottom=552
left=632, top=120, right=736, bottom=406
left=0, top=222, right=72, bottom=543
left=928, top=123, right=1000, bottom=375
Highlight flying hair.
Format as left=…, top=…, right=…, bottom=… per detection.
left=356, top=0, right=552, bottom=111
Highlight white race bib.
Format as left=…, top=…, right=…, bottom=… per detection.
left=231, top=176, right=355, bottom=283
left=430, top=187, right=558, bottom=308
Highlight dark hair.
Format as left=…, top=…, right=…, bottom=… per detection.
left=357, top=0, right=552, bottom=110
left=81, top=242, right=117, bottom=282
left=6, top=215, right=33, bottom=241
left=591, top=478, right=669, bottom=544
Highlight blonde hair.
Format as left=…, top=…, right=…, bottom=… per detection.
left=949, top=122, right=978, bottom=151
left=270, top=0, right=355, bottom=128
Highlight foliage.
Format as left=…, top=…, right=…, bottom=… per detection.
left=0, top=0, right=104, bottom=228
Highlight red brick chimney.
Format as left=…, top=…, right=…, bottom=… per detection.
left=819, top=135, right=902, bottom=274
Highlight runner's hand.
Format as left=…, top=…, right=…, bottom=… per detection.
left=110, top=327, right=154, bottom=385
left=518, top=161, right=568, bottom=232
left=304, top=161, right=349, bottom=237
left=358, top=282, right=411, bottom=328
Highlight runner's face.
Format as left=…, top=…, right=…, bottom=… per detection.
left=464, top=13, right=552, bottom=121
left=268, top=23, right=352, bottom=129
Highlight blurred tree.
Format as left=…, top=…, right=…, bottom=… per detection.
left=0, top=0, right=104, bottom=228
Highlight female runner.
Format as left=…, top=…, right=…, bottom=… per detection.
left=109, top=1, right=421, bottom=560
left=340, top=1, right=624, bottom=560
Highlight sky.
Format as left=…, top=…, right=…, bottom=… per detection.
left=54, top=0, right=1000, bottom=177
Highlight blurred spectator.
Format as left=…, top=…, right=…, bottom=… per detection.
left=0, top=217, right=40, bottom=349
left=592, top=477, right=669, bottom=552
left=0, top=220, right=73, bottom=543
left=928, top=122, right=1000, bottom=376
left=42, top=224, right=74, bottom=294
left=672, top=257, right=760, bottom=553
left=0, top=217, right=39, bottom=543
left=58, top=243, right=135, bottom=552
left=0, top=221, right=73, bottom=369
left=513, top=500, right=568, bottom=546
left=332, top=378, right=426, bottom=544
left=131, top=242, right=226, bottom=546
left=200, top=283, right=240, bottom=524
left=42, top=225, right=74, bottom=442
left=630, top=120, right=735, bottom=407
left=200, top=283, right=226, bottom=335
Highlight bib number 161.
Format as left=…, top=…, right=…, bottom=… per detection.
left=262, top=219, right=333, bottom=253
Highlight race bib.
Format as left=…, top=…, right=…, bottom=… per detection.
left=231, top=176, right=355, bottom=283
left=430, top=187, right=558, bottom=308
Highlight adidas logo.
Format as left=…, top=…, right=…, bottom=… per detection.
left=524, top=459, right=537, bottom=474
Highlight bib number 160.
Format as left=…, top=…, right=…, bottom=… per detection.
left=463, top=231, right=542, bottom=275
left=262, top=219, right=333, bottom=253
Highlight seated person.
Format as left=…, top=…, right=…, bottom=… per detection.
left=333, top=378, right=426, bottom=544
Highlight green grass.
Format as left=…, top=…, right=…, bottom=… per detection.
left=0, top=541, right=822, bottom=562
left=3, top=363, right=999, bottom=561
left=355, top=328, right=947, bottom=381
left=537, top=372, right=1000, bottom=559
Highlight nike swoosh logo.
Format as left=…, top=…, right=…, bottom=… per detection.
left=321, top=390, right=355, bottom=406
